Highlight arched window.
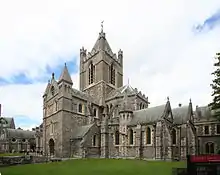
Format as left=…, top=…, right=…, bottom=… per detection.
left=146, top=127, right=151, bottom=144
left=93, top=108, right=97, bottom=117
left=172, top=129, right=177, bottom=145
left=140, top=103, right=142, bottom=109
left=129, top=129, right=134, bottom=145
left=205, top=142, right=215, bottom=154
left=78, top=104, right=82, bottom=113
left=110, top=63, right=115, bottom=85
left=89, top=62, right=95, bottom=85
left=115, top=130, right=119, bottom=145
left=51, top=86, right=55, bottom=96
left=93, top=135, right=96, bottom=146
left=107, top=105, right=109, bottom=115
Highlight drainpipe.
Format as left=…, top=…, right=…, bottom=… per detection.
left=179, top=126, right=181, bottom=161
left=139, top=125, right=143, bottom=159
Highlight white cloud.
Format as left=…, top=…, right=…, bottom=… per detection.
left=1, top=0, right=220, bottom=126
left=0, top=74, right=79, bottom=127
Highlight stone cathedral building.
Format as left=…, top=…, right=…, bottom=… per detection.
left=42, top=27, right=220, bottom=160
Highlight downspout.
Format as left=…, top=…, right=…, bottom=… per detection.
left=179, top=126, right=181, bottom=161
left=186, top=123, right=188, bottom=159
left=139, top=125, right=143, bottom=159
left=154, top=124, right=156, bottom=159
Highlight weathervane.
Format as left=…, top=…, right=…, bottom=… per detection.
left=101, top=20, right=104, bottom=32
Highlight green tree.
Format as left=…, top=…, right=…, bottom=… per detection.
left=209, top=52, right=220, bottom=120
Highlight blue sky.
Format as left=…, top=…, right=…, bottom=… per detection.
left=0, top=0, right=220, bottom=130
left=195, top=10, right=220, bottom=33
left=0, top=59, right=78, bottom=86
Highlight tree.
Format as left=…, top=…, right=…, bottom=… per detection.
left=209, top=52, right=220, bottom=119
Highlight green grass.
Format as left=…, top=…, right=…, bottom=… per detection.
left=0, top=159, right=186, bottom=175
left=0, top=153, right=24, bottom=157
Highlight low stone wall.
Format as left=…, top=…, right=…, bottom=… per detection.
left=0, top=155, right=49, bottom=167
left=0, top=156, right=32, bottom=167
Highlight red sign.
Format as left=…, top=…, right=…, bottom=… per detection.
left=190, top=155, right=220, bottom=163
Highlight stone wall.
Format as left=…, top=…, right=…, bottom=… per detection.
left=0, top=155, right=48, bottom=167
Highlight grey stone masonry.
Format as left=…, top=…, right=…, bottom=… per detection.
left=40, top=27, right=220, bottom=160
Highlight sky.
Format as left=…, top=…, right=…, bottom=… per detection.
left=0, top=0, right=220, bottom=130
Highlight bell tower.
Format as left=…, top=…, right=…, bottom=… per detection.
left=79, top=22, right=123, bottom=106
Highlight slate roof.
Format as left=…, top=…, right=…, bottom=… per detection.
left=72, top=124, right=94, bottom=139
left=106, top=84, right=138, bottom=100
left=172, top=106, right=189, bottom=124
left=129, top=104, right=167, bottom=125
left=71, top=88, right=99, bottom=105
left=195, top=106, right=212, bottom=120
left=43, top=81, right=51, bottom=96
left=6, top=128, right=36, bottom=139
left=58, top=63, right=73, bottom=84
left=92, top=31, right=113, bottom=54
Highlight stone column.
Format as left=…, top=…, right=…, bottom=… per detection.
left=135, top=124, right=142, bottom=159
left=100, top=118, right=109, bottom=158
left=155, top=122, right=162, bottom=159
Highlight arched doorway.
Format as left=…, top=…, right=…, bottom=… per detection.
left=205, top=142, right=215, bottom=154
left=49, top=138, right=55, bottom=155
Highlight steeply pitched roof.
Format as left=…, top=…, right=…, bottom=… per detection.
left=43, top=80, right=51, bottom=96
left=58, top=63, right=73, bottom=84
left=6, top=128, right=35, bottom=139
left=72, top=124, right=94, bottom=139
left=91, top=31, right=113, bottom=54
left=71, top=88, right=99, bottom=105
left=172, top=106, right=189, bottom=124
left=195, top=106, right=212, bottom=120
left=107, top=84, right=137, bottom=100
left=129, top=104, right=167, bottom=125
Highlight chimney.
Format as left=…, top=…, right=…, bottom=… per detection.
left=178, top=103, right=182, bottom=107
left=0, top=104, right=1, bottom=116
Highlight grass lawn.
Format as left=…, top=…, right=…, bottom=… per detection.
left=0, top=159, right=186, bottom=175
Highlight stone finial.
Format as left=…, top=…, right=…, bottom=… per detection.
left=101, top=20, right=104, bottom=33
left=167, top=96, right=169, bottom=101
left=80, top=47, right=87, bottom=57
left=118, top=49, right=123, bottom=62
left=52, top=72, right=55, bottom=79
left=134, top=88, right=138, bottom=93
left=189, top=98, right=192, bottom=103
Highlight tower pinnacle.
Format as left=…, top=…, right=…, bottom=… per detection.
left=101, top=20, right=104, bottom=33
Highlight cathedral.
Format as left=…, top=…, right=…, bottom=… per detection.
left=42, top=26, right=220, bottom=160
